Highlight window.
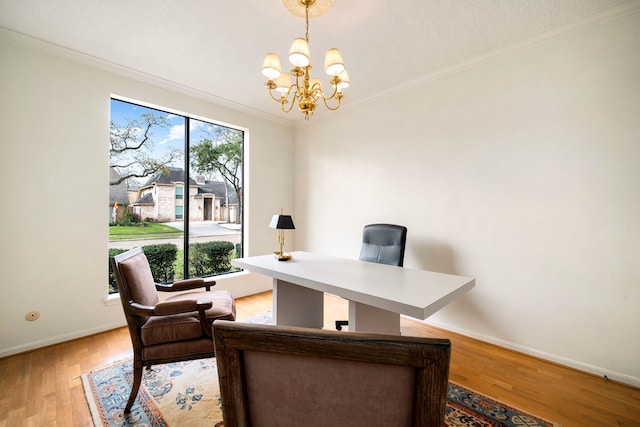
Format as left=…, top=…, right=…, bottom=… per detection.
left=108, top=98, right=244, bottom=294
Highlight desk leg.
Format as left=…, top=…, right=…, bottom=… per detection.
left=349, top=301, right=401, bottom=335
left=273, top=279, right=324, bottom=328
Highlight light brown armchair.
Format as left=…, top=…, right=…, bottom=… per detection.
left=111, top=246, right=236, bottom=413
left=213, top=320, right=451, bottom=427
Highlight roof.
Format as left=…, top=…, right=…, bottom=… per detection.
left=198, top=181, right=238, bottom=204
left=134, top=167, right=238, bottom=205
left=109, top=167, right=131, bottom=205
left=133, top=193, right=154, bottom=205
left=141, top=167, right=198, bottom=187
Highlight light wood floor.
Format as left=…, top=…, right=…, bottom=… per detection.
left=1, top=291, right=638, bottom=427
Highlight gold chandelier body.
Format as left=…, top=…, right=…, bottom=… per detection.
left=262, top=0, right=350, bottom=120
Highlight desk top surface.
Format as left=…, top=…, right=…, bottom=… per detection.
left=232, top=251, right=475, bottom=319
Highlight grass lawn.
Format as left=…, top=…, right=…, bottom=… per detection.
left=109, top=223, right=183, bottom=240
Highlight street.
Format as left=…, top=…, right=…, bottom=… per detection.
left=108, top=221, right=241, bottom=250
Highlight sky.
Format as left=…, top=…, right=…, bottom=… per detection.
left=110, top=98, right=228, bottom=181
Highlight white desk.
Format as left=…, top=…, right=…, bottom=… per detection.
left=232, top=251, right=475, bottom=335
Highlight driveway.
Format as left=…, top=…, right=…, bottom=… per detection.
left=163, top=221, right=240, bottom=237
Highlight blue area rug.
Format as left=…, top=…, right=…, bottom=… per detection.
left=82, top=313, right=559, bottom=426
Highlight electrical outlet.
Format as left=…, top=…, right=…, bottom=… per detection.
left=25, top=311, right=40, bottom=321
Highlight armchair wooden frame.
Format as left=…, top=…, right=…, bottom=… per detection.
left=213, top=320, right=451, bottom=427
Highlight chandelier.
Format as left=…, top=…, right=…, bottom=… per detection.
left=261, top=0, right=350, bottom=120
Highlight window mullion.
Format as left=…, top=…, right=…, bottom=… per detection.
left=183, top=117, right=190, bottom=279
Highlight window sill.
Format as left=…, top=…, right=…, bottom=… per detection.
left=104, top=293, right=121, bottom=306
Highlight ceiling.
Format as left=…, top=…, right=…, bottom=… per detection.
left=0, top=0, right=631, bottom=122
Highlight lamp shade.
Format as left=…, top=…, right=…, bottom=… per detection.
left=275, top=73, right=292, bottom=94
left=336, top=69, right=350, bottom=90
left=324, top=48, right=345, bottom=76
left=269, top=214, right=295, bottom=230
left=288, top=38, right=310, bottom=67
left=262, top=53, right=282, bottom=79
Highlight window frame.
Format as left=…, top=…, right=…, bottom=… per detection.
left=109, top=95, right=247, bottom=293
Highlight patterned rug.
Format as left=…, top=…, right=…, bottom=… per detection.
left=82, top=313, right=559, bottom=427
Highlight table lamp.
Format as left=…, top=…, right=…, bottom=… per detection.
left=269, top=211, right=295, bottom=261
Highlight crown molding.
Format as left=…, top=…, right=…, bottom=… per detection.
left=0, top=26, right=294, bottom=128
left=3, top=0, right=638, bottom=128
left=346, top=0, right=640, bottom=114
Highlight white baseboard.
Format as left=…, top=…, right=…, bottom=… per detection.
left=422, top=318, right=640, bottom=389
left=1, top=272, right=272, bottom=359
left=13, top=273, right=637, bottom=390
left=0, top=321, right=126, bottom=359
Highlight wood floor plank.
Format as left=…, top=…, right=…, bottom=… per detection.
left=0, top=290, right=638, bottom=427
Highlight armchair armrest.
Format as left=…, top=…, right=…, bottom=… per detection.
left=130, top=299, right=213, bottom=316
left=155, top=277, right=215, bottom=292
left=155, top=299, right=213, bottom=315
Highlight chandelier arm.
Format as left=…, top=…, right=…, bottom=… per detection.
left=321, top=95, right=343, bottom=111
left=281, top=90, right=299, bottom=113
left=281, top=99, right=296, bottom=113
left=309, top=81, right=323, bottom=96
left=319, top=84, right=339, bottom=101
left=267, top=88, right=284, bottom=102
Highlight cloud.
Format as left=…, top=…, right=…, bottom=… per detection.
left=190, top=120, right=205, bottom=132
left=160, top=124, right=185, bottom=144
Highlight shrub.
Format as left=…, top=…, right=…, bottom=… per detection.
left=108, top=248, right=128, bottom=294
left=117, top=205, right=140, bottom=226
left=188, top=241, right=235, bottom=277
left=143, top=243, right=178, bottom=283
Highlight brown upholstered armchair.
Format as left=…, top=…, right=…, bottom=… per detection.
left=213, top=320, right=451, bottom=427
left=111, top=246, right=236, bottom=413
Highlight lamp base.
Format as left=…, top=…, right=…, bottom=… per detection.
left=273, top=251, right=292, bottom=261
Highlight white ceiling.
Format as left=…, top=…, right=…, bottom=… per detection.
left=0, top=0, right=632, bottom=122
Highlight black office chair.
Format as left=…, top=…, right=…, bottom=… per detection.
left=336, top=223, right=407, bottom=331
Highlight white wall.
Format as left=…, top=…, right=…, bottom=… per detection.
left=2, top=10, right=638, bottom=387
left=0, top=31, right=294, bottom=357
left=294, top=12, right=640, bottom=385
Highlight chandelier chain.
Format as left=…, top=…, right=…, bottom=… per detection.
left=305, top=3, right=310, bottom=42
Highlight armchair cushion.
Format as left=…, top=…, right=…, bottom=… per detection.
left=141, top=312, right=204, bottom=346
left=119, top=251, right=159, bottom=307
left=141, top=290, right=235, bottom=346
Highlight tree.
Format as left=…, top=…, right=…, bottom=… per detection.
left=191, top=127, right=243, bottom=224
left=110, top=113, right=182, bottom=186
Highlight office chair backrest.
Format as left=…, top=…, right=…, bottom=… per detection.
left=359, top=223, right=407, bottom=266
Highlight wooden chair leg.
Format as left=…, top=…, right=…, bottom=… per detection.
left=124, top=360, right=143, bottom=413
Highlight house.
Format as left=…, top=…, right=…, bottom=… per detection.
left=125, top=167, right=239, bottom=223
left=1, top=0, right=639, bottom=401
left=109, top=167, right=130, bottom=222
